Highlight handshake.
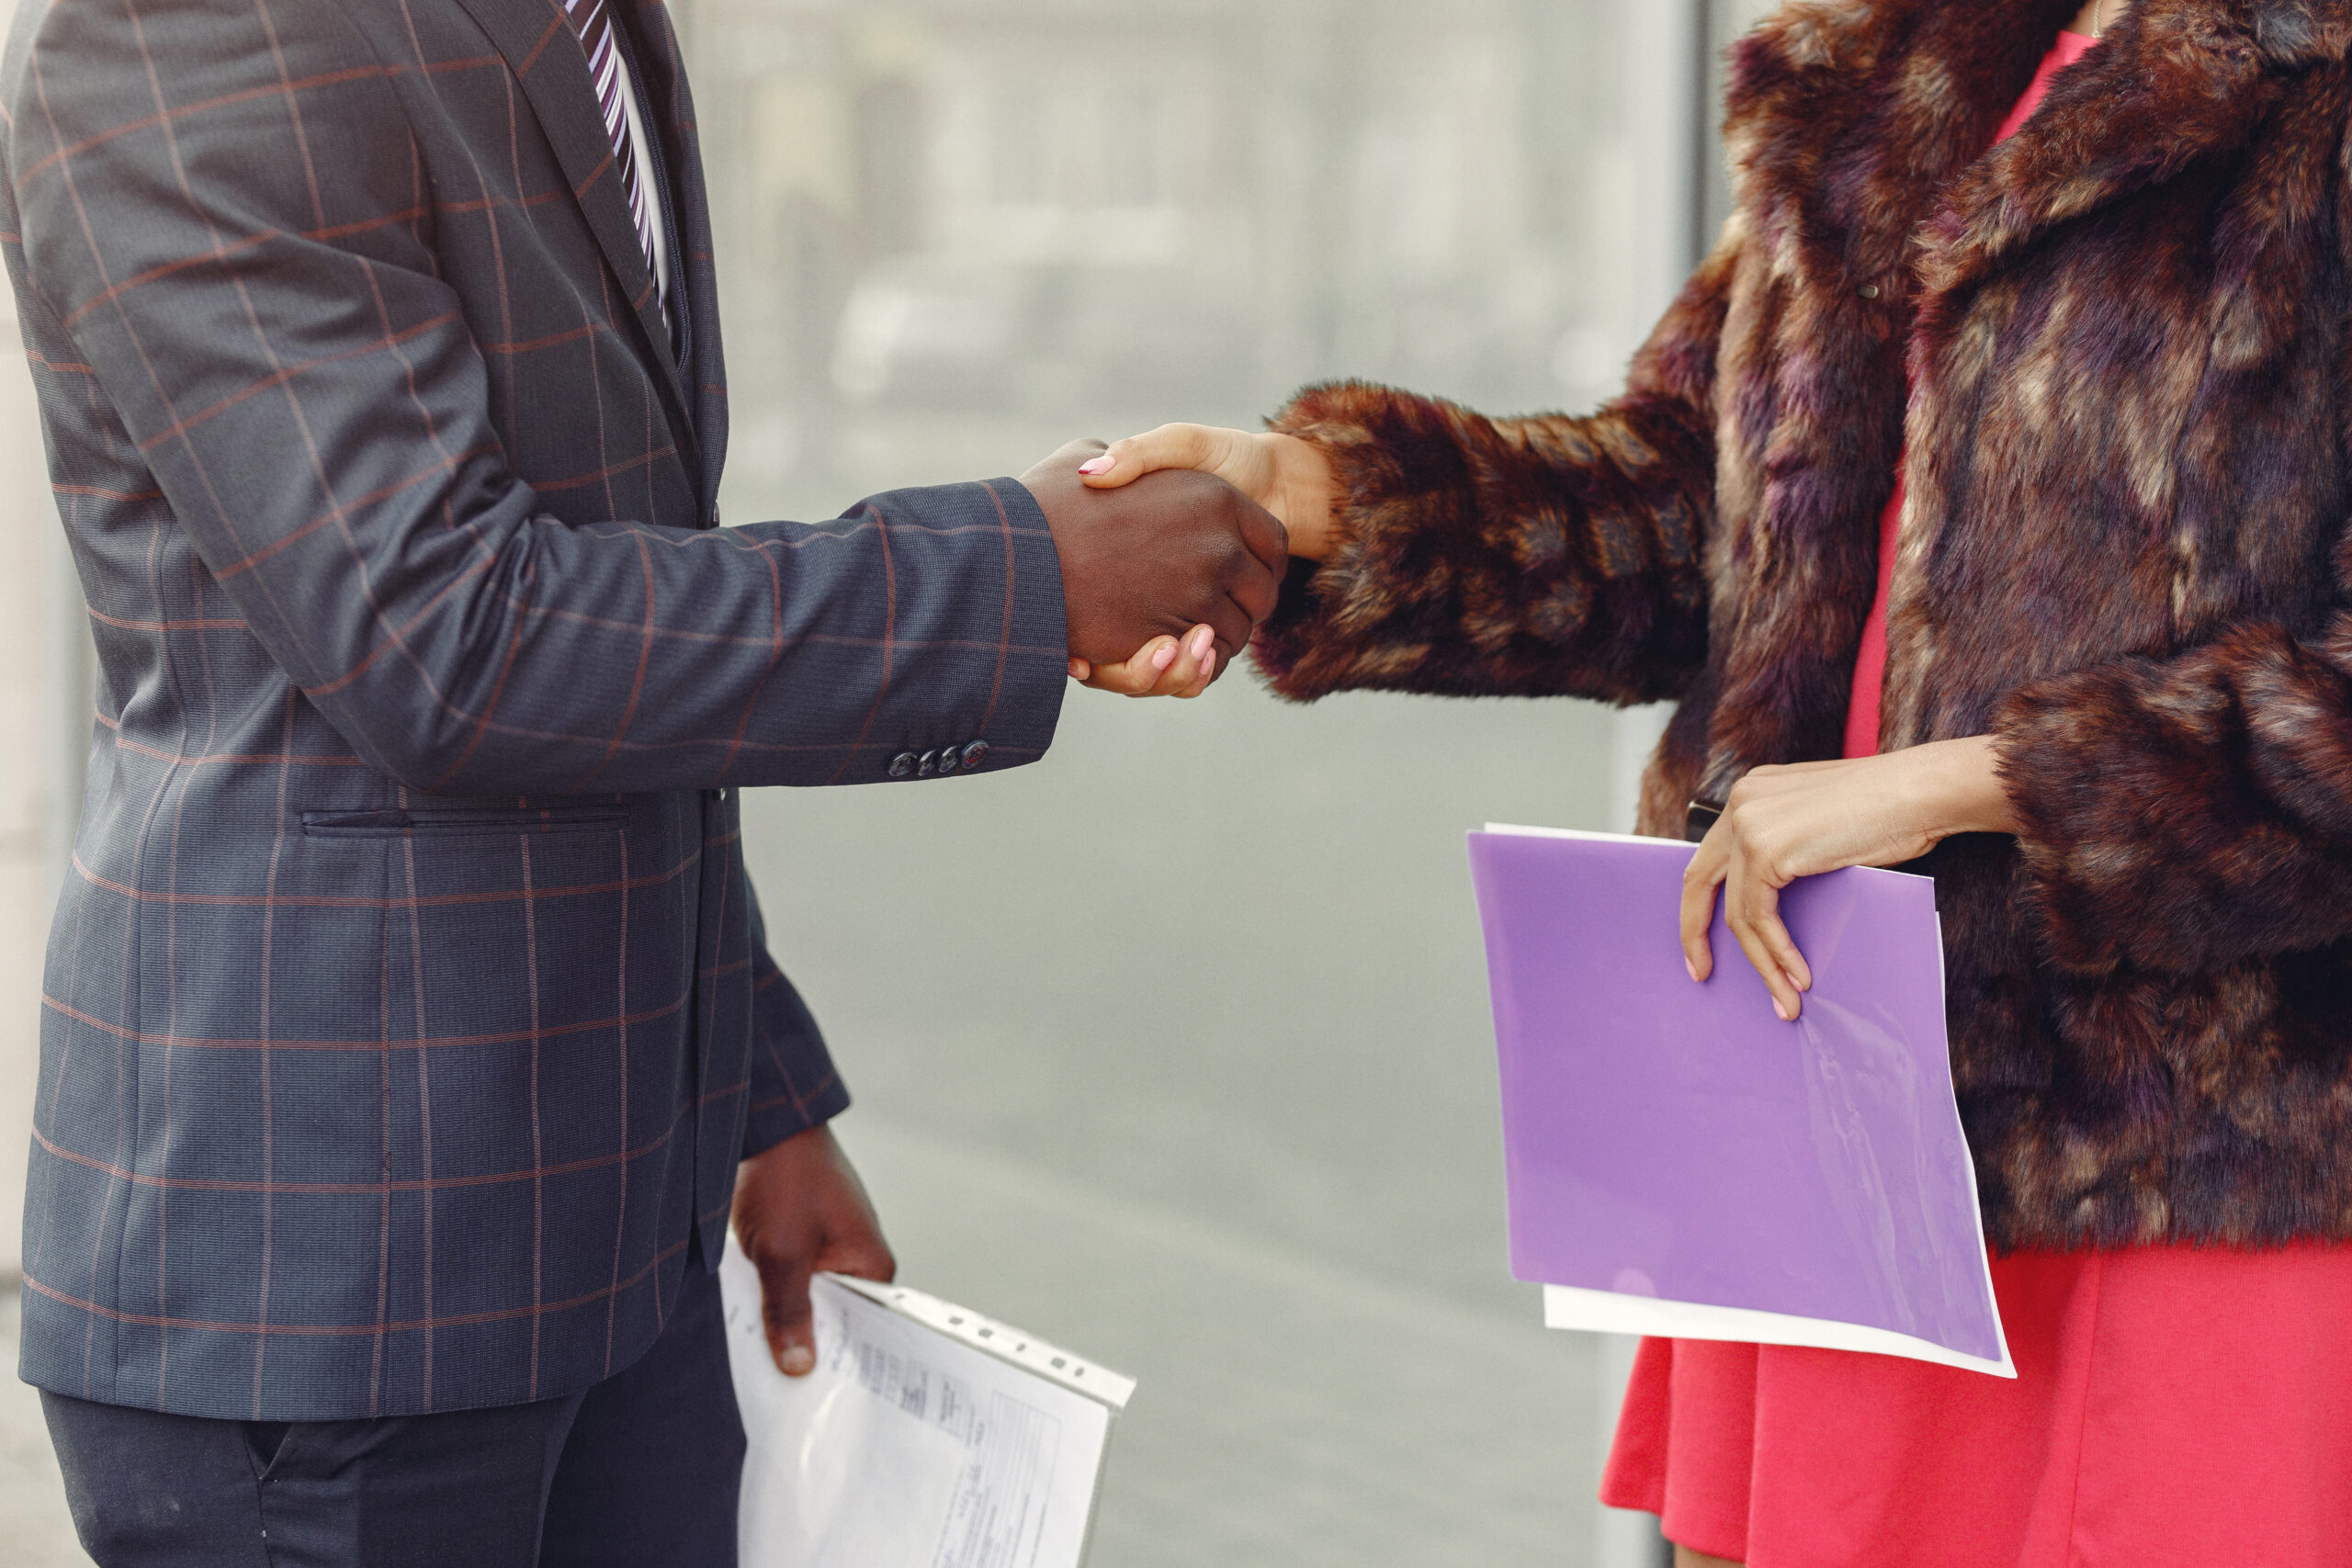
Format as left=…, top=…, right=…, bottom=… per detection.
left=1017, top=424, right=1340, bottom=698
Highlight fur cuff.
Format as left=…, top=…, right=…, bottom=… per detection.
left=1249, top=379, right=1712, bottom=705
left=1994, top=623, right=2352, bottom=976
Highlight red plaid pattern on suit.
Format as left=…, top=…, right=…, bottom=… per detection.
left=1, top=0, right=1069, bottom=1421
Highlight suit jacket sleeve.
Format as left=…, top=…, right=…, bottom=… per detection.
left=1250, top=232, right=1736, bottom=705
left=8, top=0, right=1067, bottom=795
left=736, top=877, right=850, bottom=1158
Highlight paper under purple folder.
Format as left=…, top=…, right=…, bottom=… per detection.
left=1469, top=825, right=2013, bottom=1376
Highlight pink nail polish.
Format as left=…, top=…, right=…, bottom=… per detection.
left=1189, top=626, right=1214, bottom=660
left=1774, top=998, right=1792, bottom=1022
left=1685, top=957, right=1698, bottom=983
left=1078, top=455, right=1113, bottom=475
left=1151, top=642, right=1177, bottom=671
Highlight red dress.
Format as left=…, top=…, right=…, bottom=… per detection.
left=1601, top=32, right=2352, bottom=1564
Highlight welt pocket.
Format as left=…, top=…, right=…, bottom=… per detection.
left=300, top=807, right=630, bottom=840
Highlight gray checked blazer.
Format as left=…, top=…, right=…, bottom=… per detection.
left=3, top=0, right=1069, bottom=1421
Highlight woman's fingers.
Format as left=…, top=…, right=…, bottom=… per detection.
left=1679, top=842, right=1727, bottom=983
left=1158, top=627, right=1216, bottom=696
left=1724, top=862, right=1808, bottom=1021
left=1685, top=811, right=1813, bottom=1021
left=1177, top=648, right=1217, bottom=698
left=1078, top=626, right=1218, bottom=697
left=1079, top=634, right=1182, bottom=695
left=1079, top=423, right=1260, bottom=493
left=1764, top=908, right=1813, bottom=995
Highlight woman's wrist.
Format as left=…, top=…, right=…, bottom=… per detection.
left=1907, top=735, right=2023, bottom=839
left=1260, top=432, right=1340, bottom=561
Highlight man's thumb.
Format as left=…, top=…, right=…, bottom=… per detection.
left=759, top=1258, right=817, bottom=1376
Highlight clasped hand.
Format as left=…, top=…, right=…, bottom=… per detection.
left=1018, top=426, right=1338, bottom=698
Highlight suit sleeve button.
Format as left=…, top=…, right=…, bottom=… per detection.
left=961, top=740, right=990, bottom=772
left=918, top=749, right=939, bottom=778
left=889, top=752, right=917, bottom=779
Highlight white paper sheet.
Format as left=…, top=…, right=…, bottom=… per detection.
left=1542, top=1284, right=2012, bottom=1376
left=719, top=1240, right=1132, bottom=1568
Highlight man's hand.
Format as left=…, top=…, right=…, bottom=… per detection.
left=1021, top=440, right=1289, bottom=682
left=731, top=1124, right=895, bottom=1376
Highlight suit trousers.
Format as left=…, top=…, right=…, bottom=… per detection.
left=39, top=1258, right=744, bottom=1568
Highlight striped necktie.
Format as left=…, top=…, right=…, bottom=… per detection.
left=560, top=0, right=665, bottom=317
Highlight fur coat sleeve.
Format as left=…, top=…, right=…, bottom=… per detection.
left=1994, top=596, right=2352, bottom=977
left=1250, top=232, right=1736, bottom=706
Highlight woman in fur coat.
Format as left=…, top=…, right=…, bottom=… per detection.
left=1080, top=0, right=2352, bottom=1561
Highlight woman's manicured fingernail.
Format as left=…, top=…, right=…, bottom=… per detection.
left=1151, top=641, right=1177, bottom=671
left=1078, top=455, right=1114, bottom=475
left=1068, top=659, right=1087, bottom=679
left=1188, top=626, right=1215, bottom=660
left=1773, top=998, right=1792, bottom=1022
left=1685, top=957, right=1698, bottom=983
left=780, top=1345, right=814, bottom=1375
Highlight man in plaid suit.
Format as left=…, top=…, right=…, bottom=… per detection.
left=0, top=0, right=1286, bottom=1561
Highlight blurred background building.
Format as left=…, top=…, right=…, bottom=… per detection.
left=0, top=1, right=1778, bottom=1562
left=696, top=0, right=1725, bottom=511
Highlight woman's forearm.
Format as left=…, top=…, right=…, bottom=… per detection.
left=1903, top=735, right=2024, bottom=839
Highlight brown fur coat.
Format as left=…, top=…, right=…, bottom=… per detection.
left=1257, top=0, right=2352, bottom=1249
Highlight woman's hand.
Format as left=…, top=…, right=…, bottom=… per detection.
left=1067, top=623, right=1222, bottom=696
left=1682, top=736, right=2020, bottom=1021
left=1078, top=424, right=1343, bottom=560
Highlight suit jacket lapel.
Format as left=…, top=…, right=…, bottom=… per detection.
left=446, top=0, right=702, bottom=486
left=619, top=0, right=728, bottom=513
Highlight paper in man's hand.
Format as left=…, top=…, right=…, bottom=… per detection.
left=720, top=1240, right=1135, bottom=1567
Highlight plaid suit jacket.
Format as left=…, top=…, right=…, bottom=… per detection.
left=2, top=0, right=1068, bottom=1421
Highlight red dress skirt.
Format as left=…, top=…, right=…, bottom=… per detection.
left=1600, top=30, right=2352, bottom=1564
left=1600, top=1246, right=2352, bottom=1563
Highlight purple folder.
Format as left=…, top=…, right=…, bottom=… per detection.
left=1468, top=825, right=2011, bottom=1376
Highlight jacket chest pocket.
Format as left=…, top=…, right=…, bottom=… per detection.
left=300, top=807, right=630, bottom=840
